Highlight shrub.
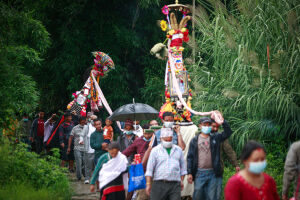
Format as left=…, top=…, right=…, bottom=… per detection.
left=0, top=137, right=71, bottom=199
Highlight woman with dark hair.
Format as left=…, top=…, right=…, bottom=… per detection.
left=90, top=141, right=128, bottom=200
left=225, top=140, right=279, bottom=200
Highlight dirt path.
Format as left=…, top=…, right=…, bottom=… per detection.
left=69, top=173, right=99, bottom=200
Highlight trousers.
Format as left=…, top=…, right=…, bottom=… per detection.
left=84, top=152, right=94, bottom=181
left=150, top=181, right=181, bottom=200
left=74, top=150, right=85, bottom=180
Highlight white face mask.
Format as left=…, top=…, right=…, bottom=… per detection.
left=133, top=124, right=139, bottom=130
left=164, top=122, right=174, bottom=128
left=162, top=140, right=173, bottom=148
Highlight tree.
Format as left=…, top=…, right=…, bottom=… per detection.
left=0, top=1, right=50, bottom=126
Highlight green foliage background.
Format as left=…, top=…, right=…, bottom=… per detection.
left=0, top=0, right=299, bottom=198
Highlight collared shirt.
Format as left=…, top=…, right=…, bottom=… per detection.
left=70, top=124, right=85, bottom=152
left=43, top=119, right=54, bottom=142
left=145, top=144, right=187, bottom=182
left=155, top=129, right=178, bottom=145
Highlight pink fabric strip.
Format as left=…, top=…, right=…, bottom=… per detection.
left=168, top=44, right=224, bottom=124
left=91, top=73, right=122, bottom=130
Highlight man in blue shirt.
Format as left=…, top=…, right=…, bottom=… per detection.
left=155, top=112, right=185, bottom=150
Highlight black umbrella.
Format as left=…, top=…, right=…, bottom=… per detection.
left=108, top=102, right=159, bottom=121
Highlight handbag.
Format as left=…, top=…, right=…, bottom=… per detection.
left=128, top=163, right=146, bottom=192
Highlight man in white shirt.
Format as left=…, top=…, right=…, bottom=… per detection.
left=43, top=114, right=57, bottom=149
left=82, top=114, right=97, bottom=184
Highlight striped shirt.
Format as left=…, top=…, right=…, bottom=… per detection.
left=145, top=144, right=187, bottom=182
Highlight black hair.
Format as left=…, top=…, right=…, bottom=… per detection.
left=210, top=118, right=216, bottom=123
left=23, top=113, right=28, bottom=117
left=64, top=112, right=72, bottom=118
left=108, top=141, right=120, bottom=150
left=240, top=140, right=266, bottom=162
left=142, top=124, right=150, bottom=129
left=162, top=112, right=174, bottom=119
left=93, top=118, right=101, bottom=124
left=79, top=116, right=86, bottom=122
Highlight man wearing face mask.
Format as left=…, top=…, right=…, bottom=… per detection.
left=123, top=124, right=155, bottom=200
left=145, top=128, right=187, bottom=200
left=133, top=120, right=144, bottom=138
left=155, top=112, right=186, bottom=150
left=123, top=124, right=154, bottom=162
left=117, top=119, right=136, bottom=164
left=187, top=115, right=232, bottom=200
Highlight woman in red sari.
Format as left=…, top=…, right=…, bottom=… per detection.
left=225, top=140, right=279, bottom=200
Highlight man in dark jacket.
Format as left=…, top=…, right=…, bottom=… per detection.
left=187, top=114, right=232, bottom=200
left=30, top=111, right=45, bottom=154
left=59, top=112, right=74, bottom=171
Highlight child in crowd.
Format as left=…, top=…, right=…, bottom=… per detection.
left=103, top=118, right=114, bottom=143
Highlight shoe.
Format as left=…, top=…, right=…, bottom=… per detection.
left=69, top=168, right=75, bottom=173
left=84, top=180, right=89, bottom=184
left=77, top=177, right=81, bottom=181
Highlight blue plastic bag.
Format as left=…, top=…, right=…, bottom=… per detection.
left=128, top=163, right=146, bottom=192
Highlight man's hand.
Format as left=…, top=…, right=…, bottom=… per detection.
left=146, top=184, right=151, bottom=196
left=51, top=114, right=57, bottom=118
left=174, top=125, right=180, bottom=134
left=235, top=166, right=240, bottom=172
left=67, top=148, right=71, bottom=154
left=187, top=174, right=193, bottom=184
left=211, top=110, right=224, bottom=125
left=180, top=181, right=184, bottom=190
left=60, top=143, right=65, bottom=148
left=90, top=185, right=95, bottom=193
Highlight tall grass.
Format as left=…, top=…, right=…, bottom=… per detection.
left=189, top=0, right=300, bottom=152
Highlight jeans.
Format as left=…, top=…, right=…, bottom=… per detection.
left=84, top=152, right=94, bottom=181
left=74, top=150, right=85, bottom=180
left=193, top=168, right=222, bottom=200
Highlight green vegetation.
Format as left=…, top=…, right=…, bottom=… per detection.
left=189, top=0, right=299, bottom=196
left=0, top=0, right=299, bottom=198
left=0, top=139, right=71, bottom=200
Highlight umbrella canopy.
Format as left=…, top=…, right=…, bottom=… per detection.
left=108, top=103, right=159, bottom=121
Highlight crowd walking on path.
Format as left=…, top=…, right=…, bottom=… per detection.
left=17, top=109, right=300, bottom=200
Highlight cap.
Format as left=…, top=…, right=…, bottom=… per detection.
left=161, top=128, right=173, bottom=138
left=199, top=117, right=212, bottom=124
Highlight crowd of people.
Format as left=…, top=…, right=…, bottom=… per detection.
left=17, top=110, right=300, bottom=200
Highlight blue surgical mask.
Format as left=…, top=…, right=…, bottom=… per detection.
left=125, top=131, right=133, bottom=135
left=249, top=160, right=267, bottom=174
left=143, top=137, right=151, bottom=142
left=201, top=126, right=212, bottom=134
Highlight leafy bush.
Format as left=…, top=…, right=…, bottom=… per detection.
left=0, top=137, right=71, bottom=200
